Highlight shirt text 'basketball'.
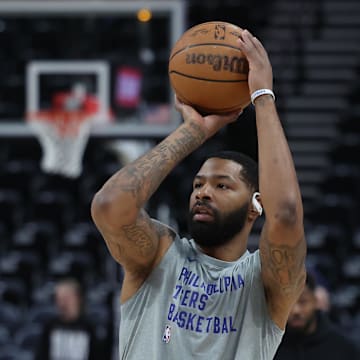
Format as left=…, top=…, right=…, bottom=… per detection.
left=166, top=266, right=245, bottom=334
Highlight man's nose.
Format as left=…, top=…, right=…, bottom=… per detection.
left=196, top=184, right=212, bottom=200
left=291, top=302, right=301, bottom=316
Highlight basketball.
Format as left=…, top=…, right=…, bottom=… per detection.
left=168, top=21, right=250, bottom=114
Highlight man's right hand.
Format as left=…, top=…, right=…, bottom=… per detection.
left=174, top=96, right=241, bottom=140
left=237, top=29, right=273, bottom=97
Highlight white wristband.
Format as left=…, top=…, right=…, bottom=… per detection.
left=251, top=89, right=275, bottom=105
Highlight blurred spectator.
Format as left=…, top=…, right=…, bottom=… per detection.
left=274, top=272, right=359, bottom=359
left=315, top=285, right=331, bottom=313
left=35, top=278, right=99, bottom=360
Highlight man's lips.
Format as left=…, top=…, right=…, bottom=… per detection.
left=193, top=213, right=214, bottom=222
left=192, top=204, right=214, bottom=221
left=288, top=317, right=305, bottom=328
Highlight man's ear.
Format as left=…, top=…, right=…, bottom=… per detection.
left=251, top=192, right=263, bottom=216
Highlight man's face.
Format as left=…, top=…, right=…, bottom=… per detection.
left=287, top=286, right=317, bottom=335
left=55, top=284, right=81, bottom=322
left=188, top=157, right=251, bottom=247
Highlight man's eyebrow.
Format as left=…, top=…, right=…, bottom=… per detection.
left=194, top=174, right=235, bottom=181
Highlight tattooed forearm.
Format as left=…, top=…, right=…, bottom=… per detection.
left=261, top=235, right=306, bottom=296
left=103, top=121, right=206, bottom=208
left=172, top=123, right=206, bottom=160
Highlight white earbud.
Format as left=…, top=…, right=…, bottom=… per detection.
left=252, top=192, right=263, bottom=216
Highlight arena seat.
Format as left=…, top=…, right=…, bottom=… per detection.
left=30, top=280, right=57, bottom=306
left=0, top=345, right=32, bottom=360
left=14, top=323, right=42, bottom=353
left=11, top=221, right=59, bottom=264
left=0, top=279, right=26, bottom=307
left=0, top=302, right=23, bottom=335
left=0, top=251, right=41, bottom=302
left=25, top=190, right=75, bottom=233
left=0, top=190, right=23, bottom=234
left=342, top=255, right=360, bottom=285
left=30, top=172, right=80, bottom=202
left=48, top=250, right=96, bottom=285
left=62, top=222, right=107, bottom=276
left=86, top=303, right=111, bottom=341
left=26, top=304, right=57, bottom=326
left=0, top=160, right=37, bottom=201
left=0, top=324, right=11, bottom=348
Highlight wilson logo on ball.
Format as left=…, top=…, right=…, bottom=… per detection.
left=168, top=21, right=251, bottom=114
left=185, top=53, right=248, bottom=74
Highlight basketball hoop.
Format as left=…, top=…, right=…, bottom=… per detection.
left=27, top=110, right=94, bottom=178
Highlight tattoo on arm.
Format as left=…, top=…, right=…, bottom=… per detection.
left=153, top=221, right=172, bottom=239
left=113, top=210, right=156, bottom=258
left=122, top=223, right=156, bottom=257
left=103, top=122, right=206, bottom=208
left=261, top=235, right=306, bottom=296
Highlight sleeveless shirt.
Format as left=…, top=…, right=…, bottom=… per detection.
left=119, top=227, right=284, bottom=360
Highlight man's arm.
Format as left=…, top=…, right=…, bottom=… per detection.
left=91, top=120, right=205, bottom=274
left=238, top=30, right=306, bottom=329
left=91, top=100, right=238, bottom=279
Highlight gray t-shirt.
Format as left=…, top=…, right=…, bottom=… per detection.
left=119, top=230, right=284, bottom=359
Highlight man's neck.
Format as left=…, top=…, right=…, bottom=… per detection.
left=198, top=232, right=249, bottom=262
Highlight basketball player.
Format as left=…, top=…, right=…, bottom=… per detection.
left=91, top=29, right=306, bottom=359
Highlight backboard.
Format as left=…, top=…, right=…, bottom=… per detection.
left=0, top=0, right=186, bottom=138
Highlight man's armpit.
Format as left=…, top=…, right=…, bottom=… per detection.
left=260, top=235, right=306, bottom=297
left=101, top=210, right=158, bottom=266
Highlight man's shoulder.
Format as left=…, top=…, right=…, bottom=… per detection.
left=152, top=218, right=178, bottom=241
left=313, top=313, right=359, bottom=355
left=326, top=324, right=360, bottom=354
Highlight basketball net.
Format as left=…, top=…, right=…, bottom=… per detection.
left=27, top=110, right=95, bottom=178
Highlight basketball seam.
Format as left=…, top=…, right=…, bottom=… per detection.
left=169, top=71, right=247, bottom=83
left=169, top=43, right=243, bottom=61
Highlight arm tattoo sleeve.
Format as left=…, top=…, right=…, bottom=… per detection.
left=104, top=122, right=206, bottom=208
left=261, top=235, right=306, bottom=296
left=122, top=223, right=156, bottom=257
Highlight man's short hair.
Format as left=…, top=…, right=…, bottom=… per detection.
left=205, top=150, right=259, bottom=191
left=305, top=272, right=317, bottom=292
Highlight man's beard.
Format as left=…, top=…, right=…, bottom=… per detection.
left=187, top=201, right=249, bottom=248
left=287, top=311, right=317, bottom=336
